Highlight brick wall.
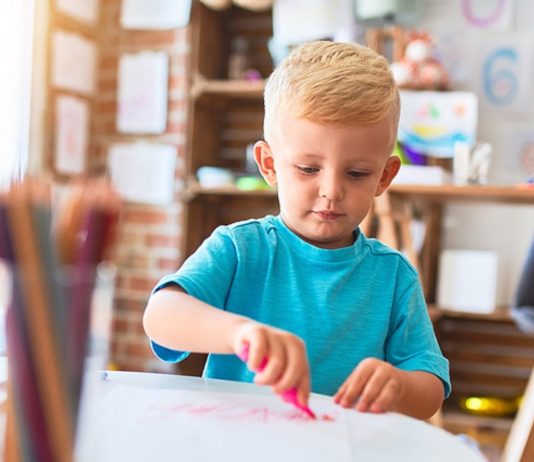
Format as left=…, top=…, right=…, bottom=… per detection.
left=94, top=0, right=190, bottom=372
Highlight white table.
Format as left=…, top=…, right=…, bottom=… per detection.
left=75, top=371, right=485, bottom=462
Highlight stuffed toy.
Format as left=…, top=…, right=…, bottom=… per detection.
left=199, top=0, right=231, bottom=10
left=391, top=32, right=449, bottom=91
left=199, top=0, right=273, bottom=11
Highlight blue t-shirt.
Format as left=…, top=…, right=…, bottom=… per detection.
left=150, top=215, right=451, bottom=397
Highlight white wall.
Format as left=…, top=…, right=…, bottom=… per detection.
left=416, top=0, right=534, bottom=304
left=0, top=0, right=35, bottom=188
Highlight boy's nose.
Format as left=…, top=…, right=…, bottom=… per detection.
left=318, top=176, right=344, bottom=201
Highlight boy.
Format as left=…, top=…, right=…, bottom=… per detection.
left=143, top=41, right=450, bottom=420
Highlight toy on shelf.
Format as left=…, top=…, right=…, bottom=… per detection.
left=199, top=0, right=273, bottom=11
left=391, top=31, right=449, bottom=91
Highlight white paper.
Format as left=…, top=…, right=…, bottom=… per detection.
left=398, top=90, right=478, bottom=158
left=273, top=0, right=354, bottom=46
left=120, top=0, right=192, bottom=29
left=117, top=51, right=169, bottom=134
left=77, top=382, right=485, bottom=462
left=54, top=95, right=89, bottom=175
left=52, top=30, right=97, bottom=95
left=108, top=142, right=176, bottom=205
left=55, top=0, right=100, bottom=25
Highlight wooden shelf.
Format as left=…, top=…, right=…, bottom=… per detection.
left=389, top=184, right=534, bottom=204
left=428, top=305, right=513, bottom=322
left=442, top=410, right=514, bottom=431
left=191, top=78, right=265, bottom=99
left=185, top=182, right=276, bottom=200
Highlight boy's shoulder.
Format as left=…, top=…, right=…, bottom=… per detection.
left=218, top=215, right=277, bottom=237
left=360, top=234, right=419, bottom=276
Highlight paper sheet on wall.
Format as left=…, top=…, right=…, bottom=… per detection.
left=474, top=34, right=534, bottom=115
left=54, top=95, right=89, bottom=175
left=272, top=0, right=354, bottom=45
left=120, top=0, right=192, bottom=29
left=398, top=90, right=478, bottom=158
left=116, top=51, right=169, bottom=134
left=55, top=0, right=100, bottom=25
left=52, top=30, right=97, bottom=95
left=107, top=142, right=176, bottom=205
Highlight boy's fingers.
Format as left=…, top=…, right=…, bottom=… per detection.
left=296, top=377, right=311, bottom=408
left=370, top=379, right=400, bottom=413
left=336, top=367, right=372, bottom=408
left=254, top=341, right=285, bottom=385
left=272, top=340, right=306, bottom=392
left=247, top=334, right=269, bottom=373
left=356, top=370, right=388, bottom=412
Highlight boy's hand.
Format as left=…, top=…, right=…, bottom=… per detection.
left=333, top=358, right=405, bottom=413
left=231, top=322, right=311, bottom=406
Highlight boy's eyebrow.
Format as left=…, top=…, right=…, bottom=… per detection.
left=293, top=153, right=375, bottom=166
left=294, top=154, right=322, bottom=160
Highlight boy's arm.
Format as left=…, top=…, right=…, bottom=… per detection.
left=390, top=369, right=444, bottom=419
left=143, top=285, right=249, bottom=354
left=143, top=285, right=312, bottom=403
left=334, top=358, right=444, bottom=420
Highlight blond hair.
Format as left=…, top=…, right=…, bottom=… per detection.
left=263, top=41, right=399, bottom=141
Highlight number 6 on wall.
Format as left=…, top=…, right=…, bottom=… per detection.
left=482, top=47, right=519, bottom=107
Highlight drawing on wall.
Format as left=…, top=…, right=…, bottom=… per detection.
left=476, top=35, right=534, bottom=114
left=116, top=51, right=169, bottom=134
left=503, top=125, right=534, bottom=181
left=460, top=0, right=515, bottom=30
left=398, top=90, right=478, bottom=158
left=120, top=0, right=192, bottom=29
left=55, top=0, right=100, bottom=25
left=107, top=142, right=176, bottom=205
left=54, top=95, right=89, bottom=175
left=52, top=30, right=97, bottom=95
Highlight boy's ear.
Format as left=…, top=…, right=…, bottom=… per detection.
left=254, top=140, right=277, bottom=187
left=375, top=155, right=401, bottom=196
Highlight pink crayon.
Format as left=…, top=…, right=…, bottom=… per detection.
left=238, top=344, right=316, bottom=420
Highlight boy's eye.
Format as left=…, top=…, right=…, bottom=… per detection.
left=297, top=166, right=319, bottom=174
left=347, top=171, right=366, bottom=179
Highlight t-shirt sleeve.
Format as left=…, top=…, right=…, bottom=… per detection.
left=386, top=277, right=452, bottom=398
left=149, top=226, right=238, bottom=363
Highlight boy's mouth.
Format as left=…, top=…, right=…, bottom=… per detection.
left=314, top=210, right=343, bottom=220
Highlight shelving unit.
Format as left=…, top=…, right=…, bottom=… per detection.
left=191, top=78, right=265, bottom=99
left=184, top=2, right=276, bottom=260
left=389, top=184, right=534, bottom=302
left=390, top=183, right=534, bottom=205
left=390, top=185, right=534, bottom=455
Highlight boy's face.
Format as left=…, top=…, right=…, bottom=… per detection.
left=255, top=113, right=400, bottom=249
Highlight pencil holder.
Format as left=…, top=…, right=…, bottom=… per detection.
left=1, top=260, right=116, bottom=462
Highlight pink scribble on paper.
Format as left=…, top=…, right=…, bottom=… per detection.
left=142, top=401, right=339, bottom=424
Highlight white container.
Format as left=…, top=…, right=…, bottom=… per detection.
left=437, top=249, right=498, bottom=313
